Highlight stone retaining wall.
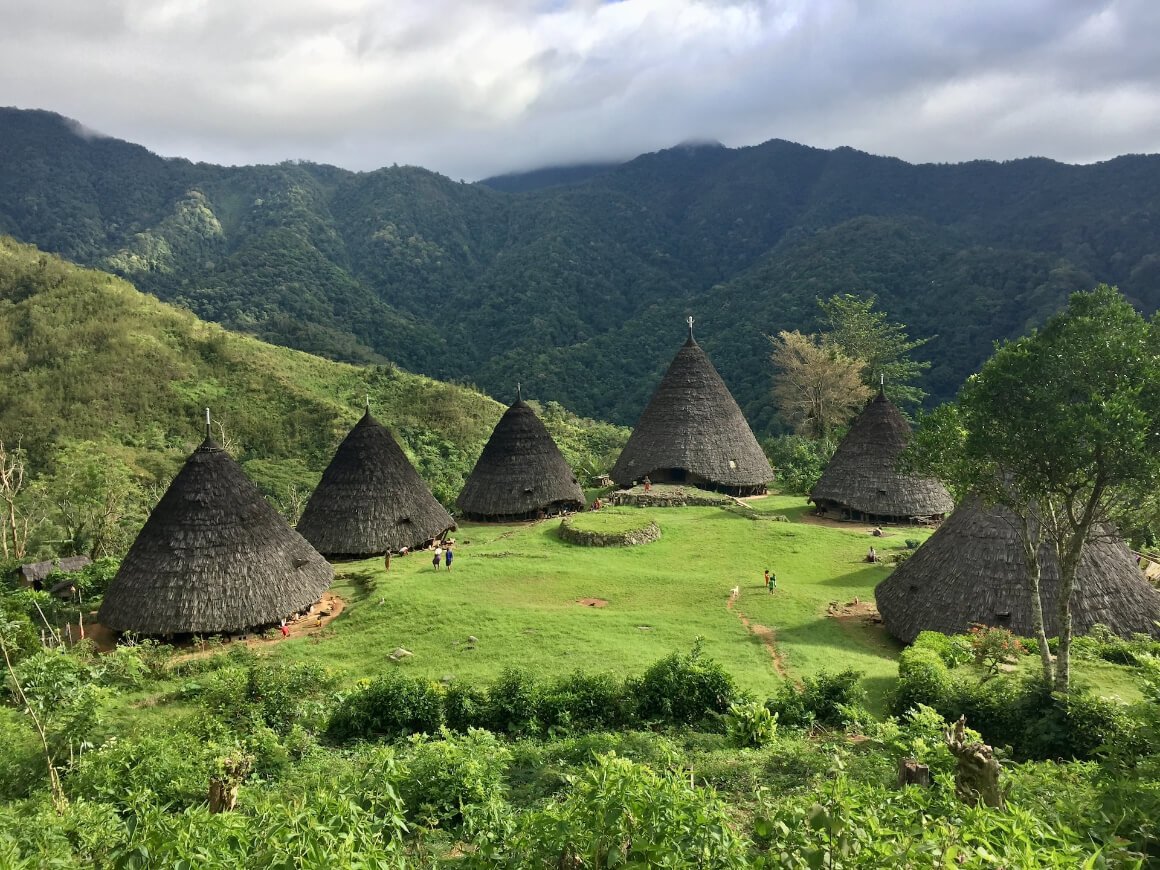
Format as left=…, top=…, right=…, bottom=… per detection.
left=558, top=519, right=661, bottom=547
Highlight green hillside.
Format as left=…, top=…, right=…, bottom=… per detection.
left=3, top=108, right=1160, bottom=429
left=0, top=237, right=626, bottom=527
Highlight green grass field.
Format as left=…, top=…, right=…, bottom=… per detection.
left=268, top=495, right=929, bottom=712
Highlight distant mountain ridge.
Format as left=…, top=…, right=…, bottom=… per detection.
left=2, top=106, right=1159, bottom=431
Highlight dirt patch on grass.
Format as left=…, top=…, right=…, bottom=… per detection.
left=798, top=514, right=897, bottom=534
left=577, top=597, right=609, bottom=608
left=825, top=598, right=881, bottom=624
left=158, top=592, right=346, bottom=664
left=726, top=592, right=789, bottom=679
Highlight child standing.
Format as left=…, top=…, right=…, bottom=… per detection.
left=444, top=546, right=454, bottom=571
left=433, top=545, right=443, bottom=570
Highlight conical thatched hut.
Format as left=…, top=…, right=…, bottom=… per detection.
left=456, top=394, right=584, bottom=521
left=875, top=496, right=1160, bottom=643
left=297, top=409, right=455, bottom=557
left=98, top=438, right=333, bottom=636
left=810, top=389, right=953, bottom=522
left=611, top=324, right=772, bottom=495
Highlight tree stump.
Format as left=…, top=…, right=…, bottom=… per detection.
left=945, top=715, right=1004, bottom=808
left=208, top=754, right=252, bottom=813
left=897, top=758, right=931, bottom=788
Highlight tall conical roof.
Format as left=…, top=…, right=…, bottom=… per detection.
left=98, top=439, right=333, bottom=635
left=875, top=496, right=1160, bottom=643
left=810, top=390, right=953, bottom=519
left=297, top=410, right=456, bottom=556
left=456, top=398, right=584, bottom=520
left=611, top=334, right=772, bottom=490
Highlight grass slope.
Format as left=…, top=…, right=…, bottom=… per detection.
left=269, top=496, right=927, bottom=712
left=0, top=236, right=626, bottom=505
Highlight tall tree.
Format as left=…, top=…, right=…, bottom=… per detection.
left=35, top=441, right=147, bottom=559
left=819, top=294, right=931, bottom=408
left=905, top=285, right=1160, bottom=693
left=769, top=330, right=873, bottom=440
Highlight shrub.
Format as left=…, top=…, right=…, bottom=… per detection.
left=726, top=700, right=779, bottom=748
left=326, top=673, right=444, bottom=742
left=399, top=729, right=513, bottom=842
left=768, top=669, right=868, bottom=731
left=202, top=660, right=334, bottom=736
left=634, top=639, right=736, bottom=725
left=968, top=624, right=1024, bottom=677
left=444, top=681, right=487, bottom=733
left=893, top=647, right=951, bottom=714
left=0, top=598, right=39, bottom=664
left=913, top=631, right=972, bottom=667
left=538, top=670, right=629, bottom=734
left=481, top=668, right=541, bottom=736
left=486, top=753, right=748, bottom=868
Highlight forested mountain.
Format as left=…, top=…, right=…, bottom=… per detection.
left=0, top=237, right=625, bottom=513
left=3, top=107, right=1159, bottom=430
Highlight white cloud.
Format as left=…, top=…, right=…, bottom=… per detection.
left=1, top=0, right=1157, bottom=178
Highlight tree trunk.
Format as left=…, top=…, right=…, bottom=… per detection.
left=897, top=758, right=931, bottom=788
left=945, top=716, right=1004, bottom=809
left=1017, top=511, right=1054, bottom=685
left=208, top=778, right=240, bottom=813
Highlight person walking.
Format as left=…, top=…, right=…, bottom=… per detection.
left=768, top=572, right=777, bottom=593
left=433, top=544, right=443, bottom=570
left=763, top=569, right=771, bottom=589
left=444, top=546, right=454, bottom=571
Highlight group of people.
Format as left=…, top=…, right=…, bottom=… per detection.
left=432, top=543, right=454, bottom=571
left=764, top=568, right=777, bottom=592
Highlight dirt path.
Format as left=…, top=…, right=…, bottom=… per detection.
left=726, top=592, right=789, bottom=679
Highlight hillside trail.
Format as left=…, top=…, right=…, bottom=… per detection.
left=727, top=590, right=789, bottom=679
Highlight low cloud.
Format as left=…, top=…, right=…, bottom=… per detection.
left=2, top=0, right=1158, bottom=178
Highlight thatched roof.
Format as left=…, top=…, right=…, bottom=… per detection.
left=19, top=556, right=90, bottom=586
left=610, top=334, right=772, bottom=492
left=875, top=496, right=1160, bottom=643
left=297, top=410, right=455, bottom=556
left=98, top=439, right=333, bottom=635
left=456, top=397, right=584, bottom=521
left=810, top=390, right=953, bottom=520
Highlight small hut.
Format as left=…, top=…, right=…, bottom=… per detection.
left=297, top=408, right=455, bottom=557
left=875, top=496, right=1160, bottom=642
left=18, top=556, right=91, bottom=590
left=98, top=435, right=332, bottom=636
left=810, top=389, right=953, bottom=522
left=456, top=391, right=584, bottom=521
left=611, top=319, right=772, bottom=495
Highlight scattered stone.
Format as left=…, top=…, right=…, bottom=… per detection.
left=467, top=635, right=478, bottom=644
left=389, top=647, right=412, bottom=659
left=577, top=598, right=609, bottom=608
left=440, top=674, right=455, bottom=684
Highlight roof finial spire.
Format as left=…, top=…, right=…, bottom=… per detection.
left=205, top=407, right=211, bottom=439
left=687, top=315, right=694, bottom=340
left=878, top=372, right=885, bottom=397
left=365, top=393, right=370, bottom=413
left=517, top=381, right=522, bottom=402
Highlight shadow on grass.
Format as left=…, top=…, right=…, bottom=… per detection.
left=811, top=565, right=895, bottom=588
left=346, top=570, right=378, bottom=602
left=860, top=675, right=897, bottom=717
left=776, top=618, right=903, bottom=664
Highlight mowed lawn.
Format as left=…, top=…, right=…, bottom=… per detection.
left=271, top=495, right=929, bottom=711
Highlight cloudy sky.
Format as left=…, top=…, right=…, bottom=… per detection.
left=3, top=0, right=1158, bottom=180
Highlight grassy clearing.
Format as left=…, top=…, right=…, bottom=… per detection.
left=268, top=496, right=928, bottom=712
left=561, top=511, right=658, bottom=535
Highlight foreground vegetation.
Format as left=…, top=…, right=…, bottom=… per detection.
left=4, top=499, right=1157, bottom=866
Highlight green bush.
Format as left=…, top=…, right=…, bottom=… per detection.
left=913, top=631, right=973, bottom=667
left=483, top=753, right=747, bottom=868
left=726, top=700, right=779, bottom=748
left=443, top=681, right=488, bottom=733
left=481, top=668, right=542, bottom=736
left=399, top=729, right=513, bottom=842
left=633, top=640, right=736, bottom=725
left=0, top=597, right=40, bottom=664
left=201, top=660, right=334, bottom=736
left=767, top=669, right=868, bottom=730
left=326, top=673, right=444, bottom=742
left=538, top=670, right=629, bottom=734
left=893, top=647, right=952, bottom=714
